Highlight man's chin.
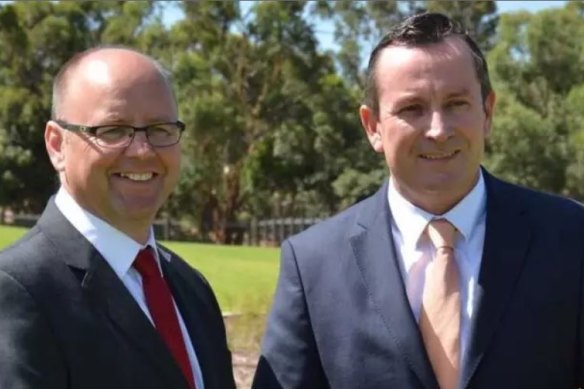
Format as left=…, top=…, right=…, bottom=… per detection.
left=418, top=175, right=478, bottom=202
left=109, top=203, right=159, bottom=228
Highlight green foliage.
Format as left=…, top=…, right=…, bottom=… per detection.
left=0, top=1, right=156, bottom=211
left=564, top=85, right=584, bottom=199
left=424, top=0, right=498, bottom=50
left=333, top=164, right=388, bottom=209
left=165, top=1, right=371, bottom=241
left=3, top=0, right=584, bottom=244
left=311, top=0, right=404, bottom=88
left=485, top=91, right=567, bottom=192
left=485, top=4, right=584, bottom=199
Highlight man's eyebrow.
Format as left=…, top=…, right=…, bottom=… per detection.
left=395, top=95, right=422, bottom=103
left=445, top=88, right=472, bottom=98
left=97, top=115, right=125, bottom=124
left=95, top=117, right=176, bottom=125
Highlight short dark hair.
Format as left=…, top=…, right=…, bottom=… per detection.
left=364, top=12, right=492, bottom=115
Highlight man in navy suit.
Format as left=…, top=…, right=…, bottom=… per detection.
left=0, top=47, right=235, bottom=389
left=253, top=12, right=584, bottom=389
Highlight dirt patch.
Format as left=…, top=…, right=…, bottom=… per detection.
left=233, top=350, right=259, bottom=389
left=224, top=313, right=265, bottom=389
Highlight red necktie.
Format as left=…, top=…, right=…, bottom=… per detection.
left=134, top=247, right=195, bottom=389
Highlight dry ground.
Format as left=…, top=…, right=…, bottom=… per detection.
left=224, top=313, right=266, bottom=389
left=233, top=350, right=260, bottom=389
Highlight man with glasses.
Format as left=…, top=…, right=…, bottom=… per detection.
left=0, top=47, right=236, bottom=389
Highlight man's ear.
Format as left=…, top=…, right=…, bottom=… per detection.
left=483, top=91, right=496, bottom=138
left=45, top=121, right=66, bottom=172
left=359, top=104, right=383, bottom=153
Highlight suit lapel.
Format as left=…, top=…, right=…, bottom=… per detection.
left=460, top=172, right=531, bottom=389
left=160, top=250, right=216, bottom=389
left=81, top=254, right=190, bottom=389
left=349, top=182, right=439, bottom=389
left=37, top=199, right=189, bottom=389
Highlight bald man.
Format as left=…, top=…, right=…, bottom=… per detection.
left=0, top=47, right=236, bottom=389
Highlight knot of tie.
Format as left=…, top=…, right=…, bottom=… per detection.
left=134, top=247, right=160, bottom=279
left=427, top=219, right=457, bottom=251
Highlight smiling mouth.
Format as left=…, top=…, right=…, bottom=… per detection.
left=116, top=172, right=157, bottom=182
left=419, top=150, right=459, bottom=160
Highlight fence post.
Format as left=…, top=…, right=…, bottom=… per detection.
left=250, top=218, right=257, bottom=246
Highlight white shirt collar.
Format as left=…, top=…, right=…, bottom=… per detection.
left=54, top=187, right=167, bottom=280
left=388, top=170, right=486, bottom=252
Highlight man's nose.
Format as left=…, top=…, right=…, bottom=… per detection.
left=125, top=130, right=154, bottom=156
left=425, top=110, right=451, bottom=142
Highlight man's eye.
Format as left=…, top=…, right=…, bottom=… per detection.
left=399, top=105, right=423, bottom=115
left=148, top=125, right=173, bottom=136
left=447, top=100, right=469, bottom=109
left=95, top=127, right=132, bottom=140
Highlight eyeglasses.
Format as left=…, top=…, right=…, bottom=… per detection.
left=55, top=120, right=185, bottom=148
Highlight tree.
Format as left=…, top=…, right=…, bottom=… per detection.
left=424, top=1, right=498, bottom=50
left=485, top=4, right=584, bottom=199
left=311, top=1, right=405, bottom=89
left=166, top=1, right=365, bottom=242
left=0, top=1, right=160, bottom=213
left=0, top=2, right=92, bottom=212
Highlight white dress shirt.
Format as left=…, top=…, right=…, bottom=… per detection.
left=388, top=172, right=486, bottom=365
left=55, top=187, right=205, bottom=389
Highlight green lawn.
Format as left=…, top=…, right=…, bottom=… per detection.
left=163, top=241, right=280, bottom=313
left=0, top=225, right=280, bottom=313
left=0, top=225, right=28, bottom=248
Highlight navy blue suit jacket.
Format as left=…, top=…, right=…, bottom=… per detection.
left=253, top=172, right=584, bottom=389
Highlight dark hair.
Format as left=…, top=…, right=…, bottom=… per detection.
left=364, top=12, right=492, bottom=115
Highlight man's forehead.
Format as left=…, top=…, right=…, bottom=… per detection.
left=76, top=53, right=154, bottom=79
left=374, top=39, right=481, bottom=101
left=66, top=54, right=168, bottom=97
left=381, top=36, right=470, bottom=62
left=374, top=39, right=477, bottom=87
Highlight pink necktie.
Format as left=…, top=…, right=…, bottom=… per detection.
left=419, top=219, right=461, bottom=389
left=134, top=247, right=195, bottom=389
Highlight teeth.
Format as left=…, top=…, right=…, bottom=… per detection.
left=119, top=172, right=153, bottom=181
left=421, top=151, right=457, bottom=160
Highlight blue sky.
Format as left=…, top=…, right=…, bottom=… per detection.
left=496, top=1, right=565, bottom=13
left=162, top=1, right=567, bottom=52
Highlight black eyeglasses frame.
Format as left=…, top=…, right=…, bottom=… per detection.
left=54, top=120, right=186, bottom=148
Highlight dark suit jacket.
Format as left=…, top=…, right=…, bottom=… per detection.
left=253, top=171, right=584, bottom=389
left=0, top=199, right=236, bottom=389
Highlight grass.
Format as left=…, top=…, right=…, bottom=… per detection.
left=0, top=225, right=280, bottom=314
left=162, top=241, right=280, bottom=314
left=163, top=243, right=281, bottom=351
left=0, top=225, right=28, bottom=248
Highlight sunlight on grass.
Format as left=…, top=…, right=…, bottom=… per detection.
left=163, top=241, right=280, bottom=313
left=0, top=225, right=281, bottom=314
left=0, top=225, right=28, bottom=248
